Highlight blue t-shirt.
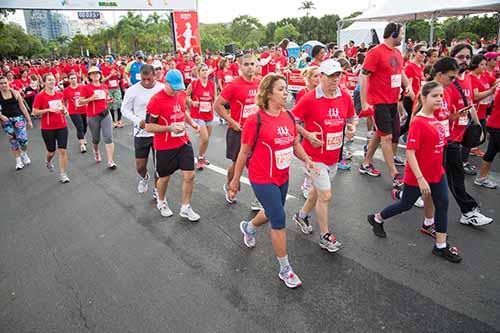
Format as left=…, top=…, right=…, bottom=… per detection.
left=129, top=61, right=144, bottom=85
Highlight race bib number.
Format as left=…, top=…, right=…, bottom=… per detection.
left=185, top=72, right=191, bottom=80
left=74, top=96, right=82, bottom=107
left=458, top=114, right=468, bottom=126
left=440, top=120, right=450, bottom=138
left=274, top=147, right=293, bottom=170
left=199, top=101, right=212, bottom=113
left=94, top=90, right=106, bottom=100
left=135, top=73, right=141, bottom=81
left=391, top=74, right=402, bottom=88
left=242, top=104, right=258, bottom=119
left=326, top=132, right=343, bottom=151
left=224, top=75, right=233, bottom=83
left=48, top=99, right=62, bottom=111
left=108, top=80, right=118, bottom=88
left=170, top=122, right=185, bottom=138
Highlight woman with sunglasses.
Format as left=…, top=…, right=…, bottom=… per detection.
left=63, top=72, right=88, bottom=153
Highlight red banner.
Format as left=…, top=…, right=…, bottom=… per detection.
left=172, top=11, right=201, bottom=55
left=285, top=69, right=306, bottom=92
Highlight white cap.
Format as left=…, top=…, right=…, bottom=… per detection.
left=152, top=60, right=163, bottom=69
left=318, top=59, right=342, bottom=75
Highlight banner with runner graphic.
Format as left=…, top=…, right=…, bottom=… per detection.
left=172, top=11, right=201, bottom=55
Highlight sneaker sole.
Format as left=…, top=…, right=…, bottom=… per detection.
left=251, top=206, right=262, bottom=211
left=223, top=184, right=237, bottom=204
left=179, top=212, right=200, bottom=222
left=474, top=182, right=498, bottom=189
left=359, top=169, right=381, bottom=177
left=459, top=219, right=493, bottom=227
left=278, top=274, right=302, bottom=288
left=239, top=222, right=255, bottom=248
left=292, top=216, right=312, bottom=235
left=432, top=250, right=462, bottom=263
left=319, top=243, right=341, bottom=253
left=419, top=228, right=436, bottom=238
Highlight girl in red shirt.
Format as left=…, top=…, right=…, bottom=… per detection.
left=32, top=73, right=70, bottom=183
left=368, top=82, right=462, bottom=264
left=216, top=59, right=234, bottom=91
left=228, top=74, right=314, bottom=288
left=63, top=72, right=88, bottom=153
left=186, top=63, right=217, bottom=170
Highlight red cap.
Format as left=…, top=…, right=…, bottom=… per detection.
left=484, top=52, right=500, bottom=60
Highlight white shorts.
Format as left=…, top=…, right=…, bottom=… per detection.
left=193, top=118, right=219, bottom=127
left=303, top=162, right=338, bottom=191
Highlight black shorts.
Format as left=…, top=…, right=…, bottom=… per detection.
left=41, top=127, right=68, bottom=152
left=374, top=103, right=400, bottom=142
left=226, top=127, right=241, bottom=162
left=155, top=142, right=195, bottom=177
left=134, top=136, right=154, bottom=159
left=483, top=127, right=500, bottom=163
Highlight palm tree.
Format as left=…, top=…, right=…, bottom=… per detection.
left=298, top=1, right=316, bottom=16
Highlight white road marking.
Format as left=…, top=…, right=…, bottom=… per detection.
left=353, top=135, right=407, bottom=149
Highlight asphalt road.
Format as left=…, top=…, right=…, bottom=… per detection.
left=1, top=118, right=499, bottom=333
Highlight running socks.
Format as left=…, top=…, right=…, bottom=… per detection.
left=424, top=218, right=434, bottom=226
left=277, top=255, right=290, bottom=270
left=436, top=242, right=446, bottom=249
left=246, top=221, right=256, bottom=233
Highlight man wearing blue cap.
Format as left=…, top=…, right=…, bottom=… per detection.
left=145, top=69, right=201, bottom=221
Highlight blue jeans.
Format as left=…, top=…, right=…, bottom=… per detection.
left=251, top=182, right=289, bottom=230
left=380, top=176, right=449, bottom=233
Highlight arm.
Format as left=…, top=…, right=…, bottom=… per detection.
left=121, top=89, right=142, bottom=127
left=295, top=122, right=323, bottom=147
left=402, top=72, right=415, bottom=100
left=292, top=136, right=314, bottom=171
left=406, top=149, right=431, bottom=196
left=228, top=143, right=252, bottom=195
left=144, top=114, right=171, bottom=134
left=15, top=91, right=33, bottom=127
left=214, top=95, right=241, bottom=131
left=473, top=86, right=496, bottom=102
left=184, top=111, right=200, bottom=133
left=359, top=70, right=371, bottom=111
left=185, top=83, right=197, bottom=108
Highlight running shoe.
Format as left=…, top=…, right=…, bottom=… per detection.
left=292, top=212, right=313, bottom=234
left=319, top=233, right=342, bottom=253
left=251, top=199, right=263, bottom=211
left=474, top=177, right=498, bottom=189
left=107, top=161, right=117, bottom=169
left=393, top=155, right=405, bottom=166
left=414, top=196, right=424, bottom=208
left=223, top=183, right=237, bottom=204
left=463, top=163, right=477, bottom=176
left=179, top=205, right=201, bottom=222
left=337, top=159, right=351, bottom=170
left=278, top=265, right=302, bottom=289
left=138, top=173, right=149, bottom=194
left=343, top=151, right=353, bottom=160
left=46, top=160, right=55, bottom=172
left=80, top=144, right=87, bottom=153
left=459, top=208, right=493, bottom=227
left=15, top=158, right=24, bottom=170
left=239, top=220, right=256, bottom=248
left=367, top=214, right=387, bottom=238
left=157, top=200, right=173, bottom=217
left=432, top=244, right=462, bottom=263
left=470, top=148, right=485, bottom=157
left=420, top=223, right=436, bottom=238
left=94, top=150, right=101, bottom=163
left=60, top=173, right=70, bottom=183
left=195, top=160, right=204, bottom=170
left=20, top=152, right=31, bottom=165
left=359, top=163, right=381, bottom=177
left=391, top=189, right=423, bottom=208
left=392, top=173, right=404, bottom=189
left=201, top=157, right=210, bottom=166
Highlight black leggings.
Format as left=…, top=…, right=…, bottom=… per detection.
left=69, top=114, right=87, bottom=140
left=41, top=127, right=68, bottom=152
left=462, top=119, right=486, bottom=163
left=110, top=108, right=122, bottom=122
left=483, top=127, right=500, bottom=163
left=400, top=96, right=414, bottom=136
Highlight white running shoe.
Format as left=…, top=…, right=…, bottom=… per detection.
left=157, top=200, right=173, bottom=217
left=80, top=144, right=87, bottom=153
left=15, top=158, right=24, bottom=170
left=107, top=160, right=117, bottom=169
left=278, top=266, right=302, bottom=289
left=251, top=199, right=263, bottom=211
left=138, top=173, right=149, bottom=194
left=179, top=205, right=200, bottom=222
left=46, top=160, right=55, bottom=172
left=223, top=183, right=237, bottom=204
left=20, top=152, right=31, bottom=165
left=239, top=221, right=256, bottom=248
left=459, top=208, right=493, bottom=227
left=414, top=196, right=424, bottom=208
left=60, top=173, right=70, bottom=183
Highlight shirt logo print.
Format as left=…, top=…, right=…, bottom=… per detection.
left=277, top=126, right=290, bottom=137
left=328, top=108, right=340, bottom=118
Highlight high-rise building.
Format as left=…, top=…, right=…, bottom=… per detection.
left=24, top=10, right=71, bottom=40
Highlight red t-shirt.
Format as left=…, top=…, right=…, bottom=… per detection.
left=295, top=88, right=311, bottom=104
left=146, top=90, right=189, bottom=151
left=101, top=64, right=121, bottom=90
left=242, top=110, right=297, bottom=186
left=470, top=73, right=491, bottom=120
left=433, top=88, right=453, bottom=140
left=404, top=115, right=446, bottom=186
left=487, top=89, right=500, bottom=129
left=220, top=76, right=260, bottom=129
left=216, top=69, right=234, bottom=88
left=33, top=91, right=67, bottom=130
left=230, top=62, right=240, bottom=76
left=189, top=79, right=215, bottom=121
left=292, top=87, right=355, bottom=166
left=446, top=75, right=473, bottom=142
left=404, top=62, right=425, bottom=96
left=63, top=64, right=80, bottom=76
left=9, top=80, right=23, bottom=92
left=260, top=52, right=276, bottom=76
left=81, top=84, right=109, bottom=117
left=363, top=43, right=404, bottom=105
left=63, top=85, right=87, bottom=115
left=347, top=47, right=358, bottom=59
left=176, top=61, right=195, bottom=85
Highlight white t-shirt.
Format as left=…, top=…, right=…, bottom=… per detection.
left=121, top=81, right=164, bottom=137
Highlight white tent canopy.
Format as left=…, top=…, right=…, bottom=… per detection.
left=339, top=21, right=388, bottom=48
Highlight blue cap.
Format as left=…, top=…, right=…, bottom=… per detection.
left=165, top=69, right=185, bottom=91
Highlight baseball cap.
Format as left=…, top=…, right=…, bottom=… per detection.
left=135, top=51, right=145, bottom=59
left=318, top=59, right=342, bottom=75
left=165, top=69, right=185, bottom=91
left=484, top=52, right=500, bottom=61
left=87, top=66, right=101, bottom=74
left=152, top=60, right=163, bottom=69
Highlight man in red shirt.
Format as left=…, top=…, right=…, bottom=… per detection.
left=292, top=59, right=356, bottom=252
left=214, top=53, right=261, bottom=209
left=346, top=40, right=358, bottom=59
left=145, top=69, right=201, bottom=220
left=260, top=44, right=277, bottom=76
left=176, top=52, right=195, bottom=86
left=359, top=22, right=414, bottom=188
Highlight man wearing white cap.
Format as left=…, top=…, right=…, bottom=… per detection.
left=145, top=69, right=201, bottom=221
left=291, top=59, right=357, bottom=253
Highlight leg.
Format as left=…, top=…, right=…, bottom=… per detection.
left=101, top=114, right=115, bottom=162
left=181, top=170, right=195, bottom=205
left=56, top=127, right=69, bottom=173
left=87, top=116, right=101, bottom=149
left=156, top=176, right=171, bottom=201
left=315, top=189, right=332, bottom=235
left=70, top=114, right=85, bottom=142
left=58, top=149, right=68, bottom=173
left=136, top=158, right=148, bottom=177
left=362, top=133, right=380, bottom=164
left=198, top=125, right=209, bottom=157
left=379, top=184, right=421, bottom=220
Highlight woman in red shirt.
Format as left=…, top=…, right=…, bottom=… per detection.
left=186, top=63, right=217, bottom=170
left=216, top=59, right=234, bottom=91
left=368, top=81, right=462, bottom=263
left=32, top=73, right=70, bottom=183
left=63, top=72, right=88, bottom=153
left=229, top=74, right=314, bottom=288
left=79, top=66, right=117, bottom=169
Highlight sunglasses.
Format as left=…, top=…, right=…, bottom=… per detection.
left=242, top=62, right=255, bottom=66
left=155, top=68, right=163, bottom=71
left=456, top=55, right=471, bottom=60
left=418, top=50, right=427, bottom=54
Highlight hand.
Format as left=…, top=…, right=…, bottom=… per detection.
left=346, top=123, right=356, bottom=137
left=306, top=131, right=323, bottom=147
left=171, top=123, right=185, bottom=134
left=27, top=120, right=33, bottom=129
left=191, top=123, right=200, bottom=133
left=231, top=121, right=242, bottom=132
left=305, top=158, right=316, bottom=174
left=139, top=119, right=146, bottom=129
left=417, top=177, right=431, bottom=197
left=406, top=87, right=415, bottom=101
left=192, top=101, right=200, bottom=108
left=0, top=115, right=9, bottom=122
left=228, top=178, right=240, bottom=200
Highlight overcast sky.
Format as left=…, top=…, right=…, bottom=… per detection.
left=7, top=0, right=370, bottom=29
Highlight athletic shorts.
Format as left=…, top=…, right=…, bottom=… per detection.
left=108, top=89, right=122, bottom=111
left=41, top=127, right=68, bottom=152
left=303, top=162, right=338, bottom=191
left=226, top=127, right=241, bottom=162
left=155, top=142, right=195, bottom=177
left=193, top=118, right=218, bottom=127
left=483, top=127, right=500, bottom=163
left=374, top=103, right=400, bottom=141
left=134, top=136, right=154, bottom=159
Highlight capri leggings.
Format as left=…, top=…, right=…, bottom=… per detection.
left=380, top=176, right=449, bottom=233
left=483, top=127, right=500, bottom=163
left=41, top=127, right=68, bottom=152
left=251, top=181, right=289, bottom=230
left=2, top=115, right=28, bottom=151
left=87, top=113, right=113, bottom=145
left=69, top=114, right=87, bottom=140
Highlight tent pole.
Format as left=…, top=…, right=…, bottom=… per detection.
left=429, top=15, right=435, bottom=46
left=497, top=12, right=500, bottom=46
left=337, top=20, right=343, bottom=46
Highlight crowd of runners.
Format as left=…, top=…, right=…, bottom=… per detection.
left=1, top=22, right=499, bottom=288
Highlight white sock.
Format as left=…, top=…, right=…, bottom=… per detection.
left=423, top=218, right=434, bottom=226
left=374, top=213, right=383, bottom=224
left=298, top=210, right=308, bottom=219
left=436, top=242, right=446, bottom=249
left=157, top=199, right=165, bottom=207
left=181, top=204, right=190, bottom=211
left=277, top=255, right=289, bottom=270
left=16, top=156, right=22, bottom=163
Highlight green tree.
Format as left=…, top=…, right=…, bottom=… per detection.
left=229, top=15, right=263, bottom=46
left=274, top=24, right=300, bottom=42
left=298, top=1, right=316, bottom=16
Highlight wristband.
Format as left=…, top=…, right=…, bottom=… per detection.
left=416, top=176, right=424, bottom=180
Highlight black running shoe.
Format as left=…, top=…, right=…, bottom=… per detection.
left=367, top=214, right=386, bottom=238
left=432, top=244, right=462, bottom=263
